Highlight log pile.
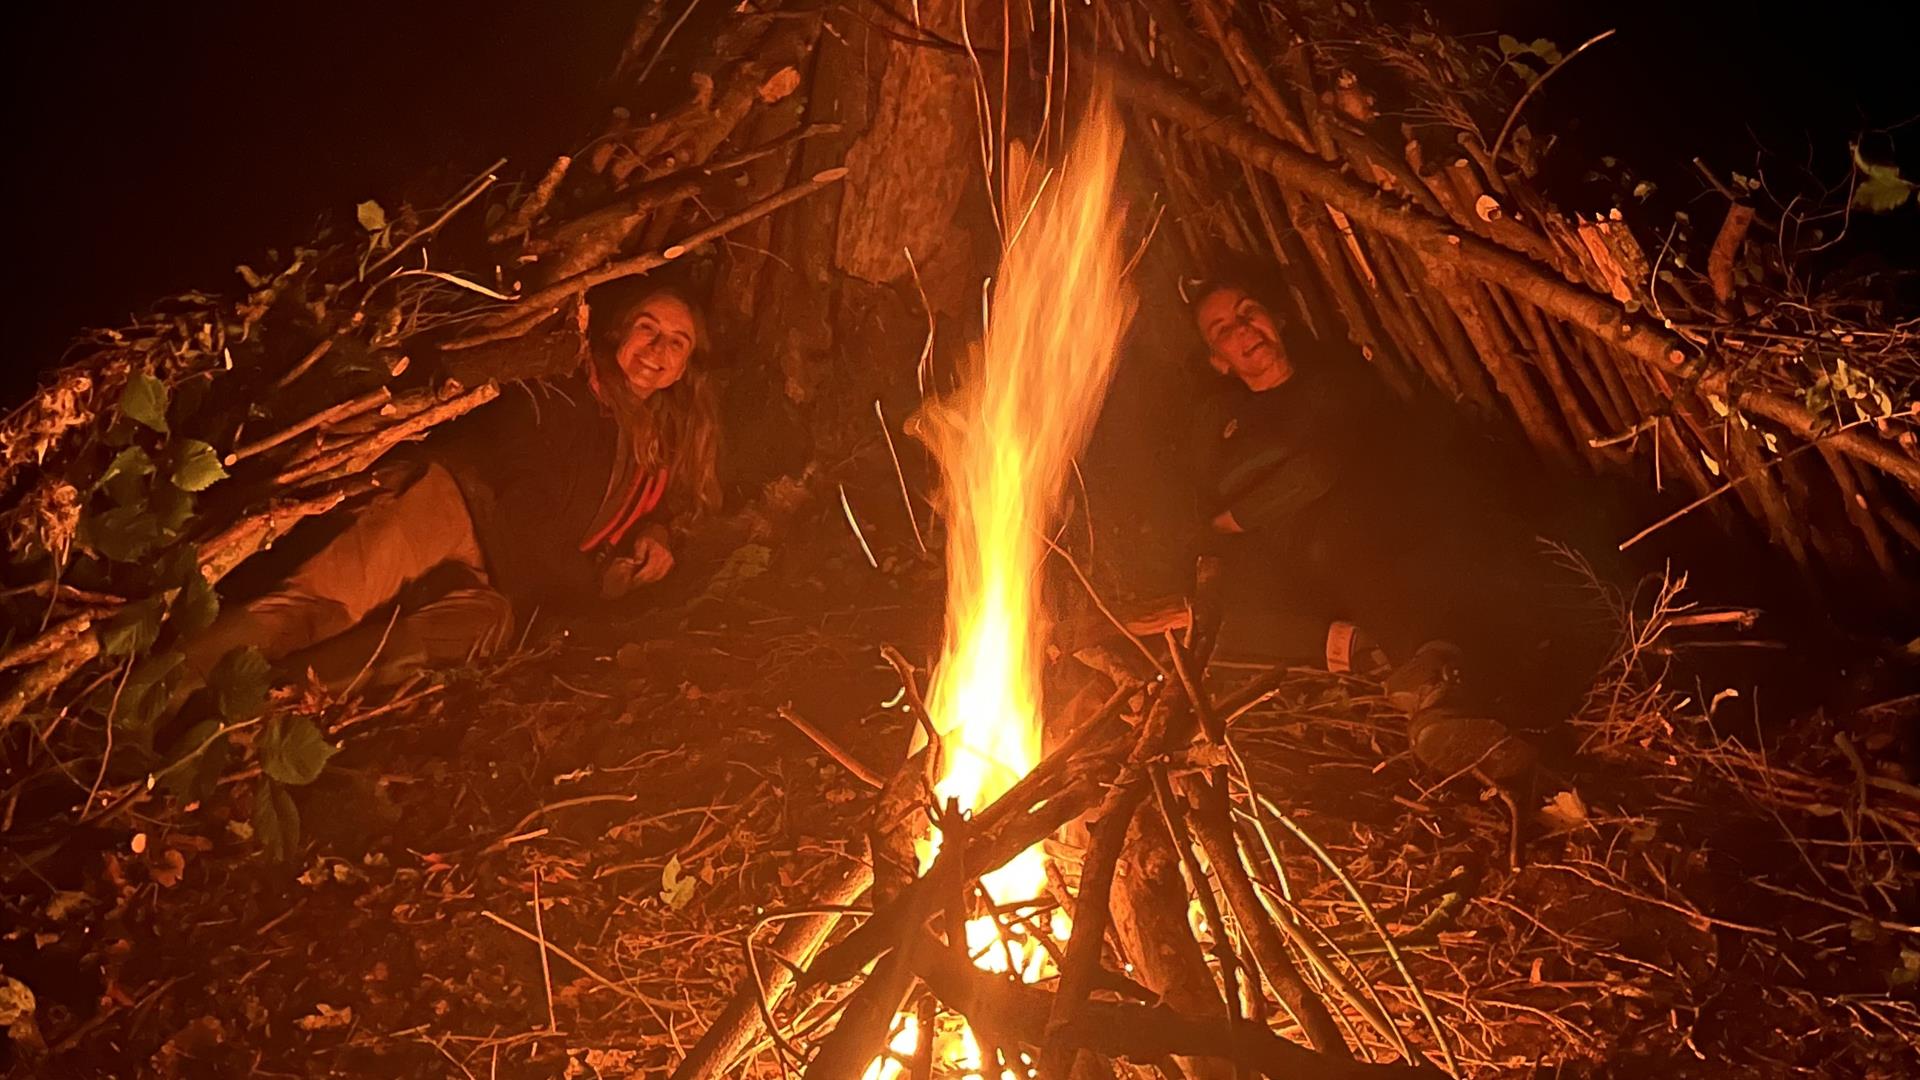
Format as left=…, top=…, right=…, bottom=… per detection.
left=671, top=570, right=1454, bottom=1078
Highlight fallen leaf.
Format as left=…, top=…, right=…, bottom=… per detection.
left=296, top=1003, right=353, bottom=1031
left=1537, top=789, right=1590, bottom=834
left=758, top=66, right=800, bottom=103
left=43, top=891, right=90, bottom=921
left=150, top=849, right=187, bottom=888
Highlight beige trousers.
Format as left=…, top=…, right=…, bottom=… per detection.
left=183, top=462, right=514, bottom=695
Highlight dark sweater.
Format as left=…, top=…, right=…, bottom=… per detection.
left=1190, top=337, right=1409, bottom=545
left=426, top=375, right=663, bottom=605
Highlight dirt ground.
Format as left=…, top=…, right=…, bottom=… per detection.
left=3, top=501, right=1917, bottom=1079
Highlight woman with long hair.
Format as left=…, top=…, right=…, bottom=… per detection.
left=176, top=284, right=723, bottom=698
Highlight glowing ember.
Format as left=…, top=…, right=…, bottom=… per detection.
left=872, top=91, right=1134, bottom=1080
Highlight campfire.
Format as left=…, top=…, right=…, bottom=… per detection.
left=671, top=94, right=1442, bottom=1080
left=11, top=1, right=1920, bottom=1076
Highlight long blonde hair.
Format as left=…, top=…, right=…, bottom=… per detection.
left=584, top=287, right=722, bottom=539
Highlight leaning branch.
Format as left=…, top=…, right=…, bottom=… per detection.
left=444, top=168, right=850, bottom=351
left=1096, top=57, right=1920, bottom=493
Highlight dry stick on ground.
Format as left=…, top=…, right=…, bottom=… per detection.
left=479, top=910, right=667, bottom=1008
left=445, top=168, right=850, bottom=350
left=1097, top=56, right=1920, bottom=494
left=671, top=864, right=874, bottom=1080
left=777, top=703, right=885, bottom=789
left=1237, top=783, right=1458, bottom=1077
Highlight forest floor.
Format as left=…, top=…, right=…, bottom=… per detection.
left=2, top=501, right=1917, bottom=1079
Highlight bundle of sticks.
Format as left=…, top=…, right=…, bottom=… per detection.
left=675, top=563, right=1453, bottom=1080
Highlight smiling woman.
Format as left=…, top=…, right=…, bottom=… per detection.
left=172, top=283, right=723, bottom=707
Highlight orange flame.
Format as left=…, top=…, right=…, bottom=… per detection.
left=860, top=93, right=1132, bottom=1080
left=921, top=89, right=1132, bottom=886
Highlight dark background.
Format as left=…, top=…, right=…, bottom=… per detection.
left=6, top=0, right=1917, bottom=398
left=5, top=1, right=632, bottom=396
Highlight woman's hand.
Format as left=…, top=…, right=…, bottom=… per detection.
left=629, top=525, right=675, bottom=584
left=600, top=526, right=676, bottom=598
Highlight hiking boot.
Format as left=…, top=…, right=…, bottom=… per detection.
left=1407, top=706, right=1538, bottom=781
left=1384, top=640, right=1464, bottom=713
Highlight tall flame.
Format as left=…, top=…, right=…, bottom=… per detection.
left=921, top=91, right=1134, bottom=933
left=864, top=92, right=1132, bottom=1080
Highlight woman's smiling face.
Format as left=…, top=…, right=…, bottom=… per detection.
left=614, top=293, right=697, bottom=395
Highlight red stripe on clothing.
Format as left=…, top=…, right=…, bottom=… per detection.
left=607, top=469, right=669, bottom=549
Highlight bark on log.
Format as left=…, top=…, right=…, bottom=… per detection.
left=1177, top=778, right=1347, bottom=1056
left=1113, top=801, right=1235, bottom=1080
left=670, top=863, right=875, bottom=1080
left=833, top=0, right=974, bottom=285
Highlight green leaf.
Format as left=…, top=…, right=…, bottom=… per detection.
left=356, top=200, right=388, bottom=232
left=172, top=574, right=220, bottom=638
left=160, top=720, right=229, bottom=802
left=101, top=596, right=168, bottom=657
left=209, top=646, right=271, bottom=721
left=258, top=716, right=338, bottom=786
left=1852, top=146, right=1917, bottom=213
left=169, top=440, right=228, bottom=493
left=99, top=447, right=155, bottom=507
left=151, top=543, right=200, bottom=590
left=252, top=778, right=302, bottom=862
left=660, top=855, right=696, bottom=910
left=83, top=504, right=162, bottom=562
left=151, top=484, right=196, bottom=537
left=118, top=373, right=170, bottom=434
left=117, top=650, right=186, bottom=734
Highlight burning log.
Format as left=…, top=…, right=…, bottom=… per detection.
left=904, top=934, right=1442, bottom=1080
left=671, top=78, right=1458, bottom=1080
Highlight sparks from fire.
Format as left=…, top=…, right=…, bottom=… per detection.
left=864, top=92, right=1134, bottom=1080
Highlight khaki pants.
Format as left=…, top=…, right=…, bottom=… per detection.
left=182, top=462, right=514, bottom=696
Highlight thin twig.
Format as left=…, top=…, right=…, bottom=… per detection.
left=479, top=910, right=656, bottom=1004
left=775, top=703, right=885, bottom=789
left=533, top=868, right=559, bottom=1032
left=1489, top=30, right=1617, bottom=168
left=273, top=340, right=335, bottom=390
left=226, top=387, right=392, bottom=465
left=1240, top=781, right=1459, bottom=1076
left=1618, top=408, right=1913, bottom=550
left=361, top=158, right=506, bottom=283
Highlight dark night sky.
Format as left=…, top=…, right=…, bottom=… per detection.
left=6, top=1, right=1917, bottom=397
left=5, top=1, right=631, bottom=395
